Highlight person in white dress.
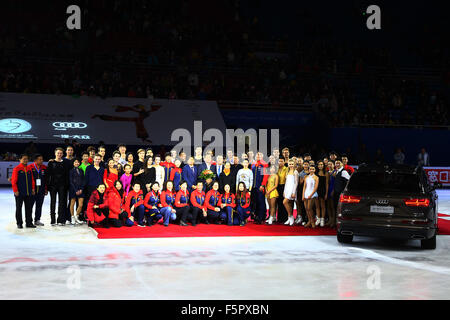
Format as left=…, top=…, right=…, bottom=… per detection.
left=302, top=165, right=320, bottom=228
left=283, top=159, right=298, bottom=225
left=153, top=155, right=165, bottom=187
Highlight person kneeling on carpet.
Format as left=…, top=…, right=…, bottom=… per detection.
left=220, top=184, right=238, bottom=226
left=143, top=182, right=163, bottom=226
left=190, top=181, right=208, bottom=225
left=175, top=181, right=198, bottom=226
left=205, top=181, right=226, bottom=224
left=86, top=183, right=110, bottom=228
left=107, top=180, right=133, bottom=227
left=236, top=182, right=251, bottom=226
left=125, top=183, right=145, bottom=227
left=160, top=180, right=177, bottom=227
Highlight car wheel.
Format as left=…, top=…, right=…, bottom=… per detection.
left=421, top=233, right=436, bottom=250
left=337, top=232, right=353, bottom=244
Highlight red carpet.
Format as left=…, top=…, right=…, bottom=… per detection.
left=438, top=213, right=450, bottom=235
left=93, top=213, right=450, bottom=239
left=94, top=222, right=337, bottom=239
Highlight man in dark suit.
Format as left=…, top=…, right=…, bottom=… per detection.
left=182, top=156, right=198, bottom=192
left=333, top=158, right=351, bottom=211
left=231, top=155, right=243, bottom=176
left=179, top=151, right=187, bottom=169
left=214, top=155, right=224, bottom=178
left=197, top=153, right=217, bottom=181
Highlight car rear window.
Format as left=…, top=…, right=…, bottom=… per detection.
left=346, top=172, right=422, bottom=193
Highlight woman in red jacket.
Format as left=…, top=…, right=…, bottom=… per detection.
left=86, top=183, right=109, bottom=228
left=160, top=180, right=177, bottom=226
left=143, top=181, right=163, bottom=226
left=170, top=159, right=183, bottom=192
left=204, top=181, right=225, bottom=224
left=236, top=182, right=251, bottom=226
left=220, top=184, right=237, bottom=226
left=107, top=180, right=134, bottom=227
left=124, top=183, right=145, bottom=227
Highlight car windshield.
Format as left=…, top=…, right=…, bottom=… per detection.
left=347, top=171, right=422, bottom=193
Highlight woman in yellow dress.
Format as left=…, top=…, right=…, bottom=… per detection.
left=265, top=165, right=279, bottom=225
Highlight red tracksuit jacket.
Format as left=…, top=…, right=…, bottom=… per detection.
left=205, top=190, right=223, bottom=211
left=160, top=190, right=175, bottom=209
left=124, top=190, right=144, bottom=218
left=236, top=192, right=251, bottom=209
left=86, top=190, right=108, bottom=223
left=106, top=188, right=125, bottom=220
left=175, top=189, right=190, bottom=208
left=143, top=191, right=162, bottom=210
left=11, top=163, right=35, bottom=196
left=27, top=163, right=47, bottom=195
left=190, top=189, right=206, bottom=210
left=221, top=192, right=236, bottom=208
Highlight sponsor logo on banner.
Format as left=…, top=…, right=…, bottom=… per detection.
left=53, top=134, right=91, bottom=140
left=351, top=165, right=449, bottom=188
left=53, top=122, right=88, bottom=131
left=424, top=168, right=450, bottom=187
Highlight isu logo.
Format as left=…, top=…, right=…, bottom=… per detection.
left=0, top=118, right=32, bottom=134
left=53, top=122, right=87, bottom=131
left=375, top=200, right=389, bottom=205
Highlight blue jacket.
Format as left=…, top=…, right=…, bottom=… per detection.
left=182, top=165, right=198, bottom=191
left=252, top=162, right=268, bottom=189
left=85, top=165, right=105, bottom=188
left=171, top=168, right=182, bottom=192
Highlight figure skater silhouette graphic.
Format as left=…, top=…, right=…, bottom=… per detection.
left=91, top=104, right=161, bottom=143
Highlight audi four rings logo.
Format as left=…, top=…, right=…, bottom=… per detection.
left=376, top=200, right=389, bottom=205
left=53, top=122, right=87, bottom=131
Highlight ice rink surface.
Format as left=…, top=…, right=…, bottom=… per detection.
left=1, top=187, right=450, bottom=300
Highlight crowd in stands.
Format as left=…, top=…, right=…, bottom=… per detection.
left=0, top=0, right=449, bottom=128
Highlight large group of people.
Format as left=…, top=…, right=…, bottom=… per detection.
left=11, top=144, right=355, bottom=230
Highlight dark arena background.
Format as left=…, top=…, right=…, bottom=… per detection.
left=1, top=0, right=450, bottom=308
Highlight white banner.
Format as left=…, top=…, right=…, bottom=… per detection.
left=0, top=162, right=16, bottom=185
left=0, top=93, right=227, bottom=145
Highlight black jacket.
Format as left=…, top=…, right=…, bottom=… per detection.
left=47, top=160, right=71, bottom=189
left=139, top=167, right=156, bottom=187
left=69, top=167, right=85, bottom=193
left=219, top=171, right=236, bottom=193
